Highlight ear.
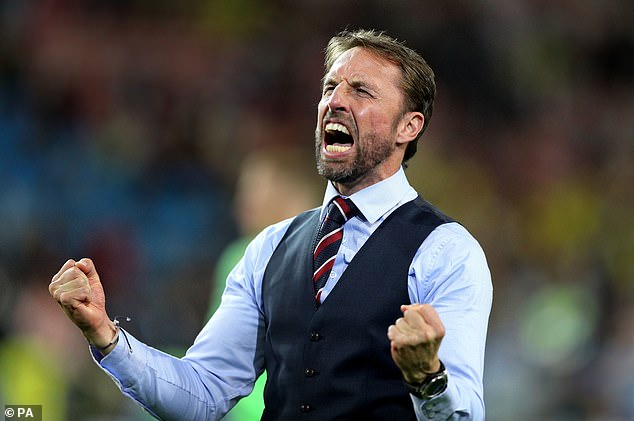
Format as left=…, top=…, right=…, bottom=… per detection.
left=396, top=111, right=424, bottom=146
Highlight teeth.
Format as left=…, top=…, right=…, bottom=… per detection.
left=326, top=144, right=351, bottom=153
left=325, top=122, right=350, bottom=135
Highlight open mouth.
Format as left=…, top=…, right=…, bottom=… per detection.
left=324, top=122, right=354, bottom=153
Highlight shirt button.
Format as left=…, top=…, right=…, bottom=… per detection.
left=310, top=332, right=321, bottom=341
left=304, top=368, right=317, bottom=377
left=329, top=271, right=337, bottom=278
left=299, top=403, right=312, bottom=412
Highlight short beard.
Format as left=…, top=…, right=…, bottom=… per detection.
left=314, top=129, right=396, bottom=185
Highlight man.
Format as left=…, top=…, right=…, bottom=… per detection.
left=49, top=29, right=492, bottom=420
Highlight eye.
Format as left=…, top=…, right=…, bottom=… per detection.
left=355, top=86, right=373, bottom=98
left=322, top=84, right=335, bottom=96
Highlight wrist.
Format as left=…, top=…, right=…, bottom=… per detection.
left=403, top=358, right=442, bottom=384
left=84, top=319, right=118, bottom=350
left=93, top=328, right=119, bottom=353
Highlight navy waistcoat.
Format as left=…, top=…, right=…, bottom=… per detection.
left=260, top=197, right=452, bottom=421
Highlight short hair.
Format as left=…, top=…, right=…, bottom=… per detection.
left=324, top=29, right=436, bottom=163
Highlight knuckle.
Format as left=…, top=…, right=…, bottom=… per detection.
left=79, top=257, right=92, bottom=268
left=53, top=289, right=64, bottom=303
left=438, top=325, right=446, bottom=338
left=391, top=340, right=403, bottom=350
left=59, top=291, right=75, bottom=307
left=61, top=290, right=71, bottom=301
left=422, top=303, right=438, bottom=316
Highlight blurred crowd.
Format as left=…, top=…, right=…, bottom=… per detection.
left=0, top=0, right=632, bottom=420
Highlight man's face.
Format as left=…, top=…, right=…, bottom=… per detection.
left=315, top=46, right=407, bottom=193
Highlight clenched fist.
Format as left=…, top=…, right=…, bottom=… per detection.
left=387, top=304, right=445, bottom=384
left=49, top=258, right=117, bottom=353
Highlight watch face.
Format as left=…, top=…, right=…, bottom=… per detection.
left=423, top=374, right=448, bottom=398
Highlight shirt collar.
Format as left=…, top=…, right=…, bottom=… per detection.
left=320, top=167, right=415, bottom=224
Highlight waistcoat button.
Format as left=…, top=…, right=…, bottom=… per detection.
left=299, top=403, right=312, bottom=412
left=310, top=331, right=321, bottom=341
left=304, top=368, right=316, bottom=377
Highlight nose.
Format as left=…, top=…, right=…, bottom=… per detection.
left=326, top=84, right=349, bottom=113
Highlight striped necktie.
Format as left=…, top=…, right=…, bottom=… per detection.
left=312, top=196, right=359, bottom=304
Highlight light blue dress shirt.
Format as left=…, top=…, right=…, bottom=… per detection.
left=94, top=167, right=492, bottom=420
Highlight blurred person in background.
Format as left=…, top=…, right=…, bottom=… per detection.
left=206, top=147, right=319, bottom=420
left=48, top=29, right=492, bottom=420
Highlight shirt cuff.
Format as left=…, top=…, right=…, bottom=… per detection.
left=410, top=380, right=460, bottom=420
left=89, top=328, right=148, bottom=390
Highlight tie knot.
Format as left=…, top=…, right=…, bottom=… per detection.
left=328, top=196, right=358, bottom=224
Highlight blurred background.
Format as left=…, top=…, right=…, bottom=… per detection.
left=0, top=0, right=632, bottom=419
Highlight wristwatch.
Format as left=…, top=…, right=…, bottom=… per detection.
left=403, top=360, right=448, bottom=399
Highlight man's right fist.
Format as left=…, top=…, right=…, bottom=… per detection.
left=49, top=258, right=117, bottom=352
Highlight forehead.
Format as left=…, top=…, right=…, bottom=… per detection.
left=325, top=46, right=402, bottom=89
